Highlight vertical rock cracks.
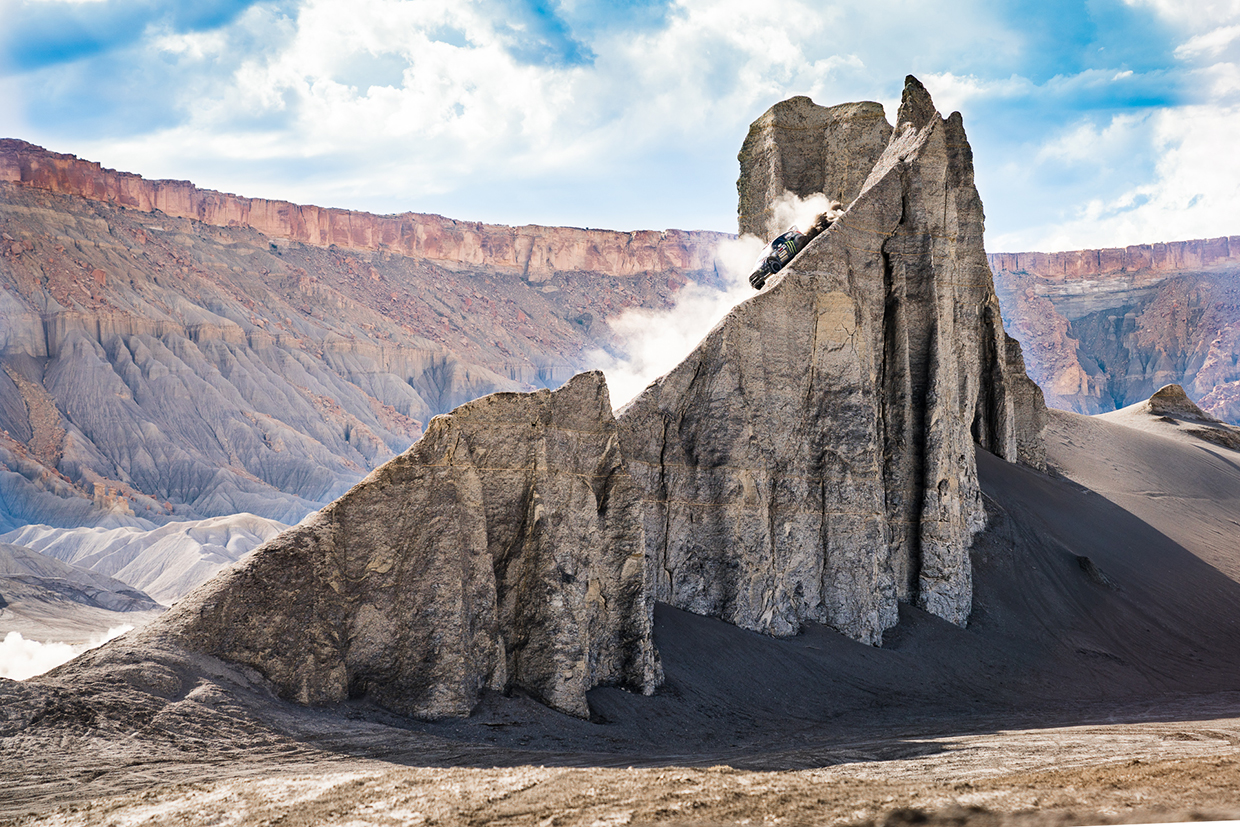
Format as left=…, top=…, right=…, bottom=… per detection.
left=147, top=76, right=1045, bottom=721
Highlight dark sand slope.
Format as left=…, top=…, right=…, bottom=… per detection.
left=4, top=417, right=1240, bottom=823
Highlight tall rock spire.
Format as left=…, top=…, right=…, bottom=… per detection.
left=619, top=75, right=1045, bottom=640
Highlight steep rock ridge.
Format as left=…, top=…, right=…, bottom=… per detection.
left=618, top=78, right=1046, bottom=644
left=154, top=372, right=659, bottom=719
left=0, top=163, right=727, bottom=530
left=0, top=140, right=725, bottom=281
left=990, top=242, right=1240, bottom=423
left=737, top=98, right=892, bottom=239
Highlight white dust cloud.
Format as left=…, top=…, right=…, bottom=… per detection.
left=0, top=625, right=133, bottom=681
left=592, top=191, right=838, bottom=408
left=769, top=191, right=844, bottom=237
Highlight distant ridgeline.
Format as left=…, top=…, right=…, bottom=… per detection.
left=0, top=139, right=727, bottom=531
left=989, top=239, right=1240, bottom=425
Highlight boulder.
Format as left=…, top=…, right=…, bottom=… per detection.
left=149, top=371, right=660, bottom=719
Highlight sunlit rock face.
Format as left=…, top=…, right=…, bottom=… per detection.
left=154, top=372, right=660, bottom=720
left=619, top=77, right=1046, bottom=644
left=737, top=97, right=892, bottom=240
left=990, top=242, right=1240, bottom=425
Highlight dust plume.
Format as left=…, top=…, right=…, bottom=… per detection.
left=590, top=192, right=840, bottom=408
left=0, top=625, right=133, bottom=681
left=769, top=190, right=845, bottom=238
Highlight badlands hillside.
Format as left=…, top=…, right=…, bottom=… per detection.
left=4, top=76, right=1240, bottom=827
left=991, top=240, right=1240, bottom=423
left=0, top=138, right=726, bottom=532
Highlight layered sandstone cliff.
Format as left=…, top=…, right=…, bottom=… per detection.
left=0, top=147, right=726, bottom=532
left=990, top=240, right=1240, bottom=423
left=0, top=140, right=725, bottom=281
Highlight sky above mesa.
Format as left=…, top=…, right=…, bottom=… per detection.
left=0, top=0, right=1237, bottom=252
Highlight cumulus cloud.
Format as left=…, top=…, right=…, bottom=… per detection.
left=0, top=625, right=133, bottom=681
left=2, top=0, right=1238, bottom=250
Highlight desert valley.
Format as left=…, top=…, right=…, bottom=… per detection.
left=2, top=77, right=1240, bottom=827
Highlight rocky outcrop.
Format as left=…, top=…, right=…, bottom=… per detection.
left=155, top=372, right=659, bottom=719
left=1146, top=383, right=1218, bottom=420
left=0, top=140, right=726, bottom=280
left=39, top=79, right=1045, bottom=720
left=991, top=239, right=1240, bottom=424
left=618, top=77, right=1046, bottom=644
left=737, top=98, right=892, bottom=239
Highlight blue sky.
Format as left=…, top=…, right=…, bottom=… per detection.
left=1, top=0, right=1238, bottom=252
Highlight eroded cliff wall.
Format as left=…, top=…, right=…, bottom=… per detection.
left=0, top=149, right=727, bottom=531
left=990, top=243, right=1240, bottom=423
left=0, top=140, right=723, bottom=280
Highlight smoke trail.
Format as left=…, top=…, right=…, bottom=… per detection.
left=590, top=191, right=839, bottom=408
left=0, top=625, right=133, bottom=681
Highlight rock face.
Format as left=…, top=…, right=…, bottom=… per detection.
left=155, top=372, right=659, bottom=719
left=737, top=98, right=892, bottom=239
left=990, top=243, right=1240, bottom=425
left=103, top=78, right=1045, bottom=720
left=0, top=140, right=722, bottom=281
left=619, top=77, right=1045, bottom=643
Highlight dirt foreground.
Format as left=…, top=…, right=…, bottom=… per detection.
left=7, top=702, right=1240, bottom=827
left=8, top=724, right=1240, bottom=826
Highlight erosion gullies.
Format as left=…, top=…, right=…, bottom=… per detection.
left=990, top=241, right=1240, bottom=424
left=0, top=513, right=287, bottom=605
left=0, top=151, right=728, bottom=532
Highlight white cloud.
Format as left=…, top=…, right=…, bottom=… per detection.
left=994, top=101, right=1240, bottom=251
left=0, top=625, right=132, bottom=681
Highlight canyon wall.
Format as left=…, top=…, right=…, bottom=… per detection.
left=0, top=140, right=727, bottom=281
left=620, top=78, right=1045, bottom=644
left=990, top=242, right=1240, bottom=424
left=988, top=238, right=1240, bottom=282
left=0, top=146, right=726, bottom=533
